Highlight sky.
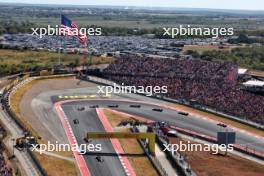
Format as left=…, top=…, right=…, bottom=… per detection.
left=1, top=0, right=264, bottom=10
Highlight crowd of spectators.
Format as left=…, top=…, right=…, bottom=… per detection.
left=104, top=56, right=237, bottom=81
left=103, top=56, right=264, bottom=125
left=0, top=126, right=12, bottom=176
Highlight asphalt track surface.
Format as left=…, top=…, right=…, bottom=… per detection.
left=59, top=99, right=264, bottom=176
left=61, top=104, right=127, bottom=176
left=61, top=99, right=264, bottom=154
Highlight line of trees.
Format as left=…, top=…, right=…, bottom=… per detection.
left=185, top=46, right=264, bottom=70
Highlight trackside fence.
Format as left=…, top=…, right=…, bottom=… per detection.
left=1, top=74, right=76, bottom=176
left=86, top=76, right=264, bottom=130
left=131, top=127, right=169, bottom=176
left=156, top=137, right=196, bottom=176
left=85, top=76, right=264, bottom=160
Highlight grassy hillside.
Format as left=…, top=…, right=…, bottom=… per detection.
left=0, top=49, right=113, bottom=76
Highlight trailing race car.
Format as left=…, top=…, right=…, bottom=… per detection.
left=108, top=104, right=119, bottom=108
left=77, top=107, right=85, bottom=111
left=89, top=105, right=99, bottom=108
left=152, top=108, right=163, bottom=112
left=130, top=104, right=141, bottom=108
left=95, top=156, right=104, bottom=162
left=73, top=119, right=79, bottom=124
left=178, top=111, right=189, bottom=116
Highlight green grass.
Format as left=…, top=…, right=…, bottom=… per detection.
left=0, top=49, right=113, bottom=75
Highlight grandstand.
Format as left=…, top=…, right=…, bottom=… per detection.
left=0, top=126, right=12, bottom=176
left=103, top=55, right=264, bottom=125
left=242, top=80, right=264, bottom=95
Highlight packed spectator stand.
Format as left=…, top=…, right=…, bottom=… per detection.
left=0, top=126, right=12, bottom=176
left=103, top=55, right=264, bottom=125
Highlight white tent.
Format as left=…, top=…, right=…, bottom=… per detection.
left=238, top=68, right=248, bottom=75
left=243, top=80, right=264, bottom=87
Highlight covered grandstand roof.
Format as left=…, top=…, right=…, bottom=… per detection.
left=243, top=80, right=264, bottom=87
left=238, top=68, right=248, bottom=75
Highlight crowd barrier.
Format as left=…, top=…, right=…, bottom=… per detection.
left=86, top=76, right=264, bottom=130
left=131, top=127, right=169, bottom=176
left=156, top=136, right=196, bottom=176
left=1, top=73, right=75, bottom=176
left=86, top=76, right=264, bottom=160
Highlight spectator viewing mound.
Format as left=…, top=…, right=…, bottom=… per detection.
left=103, top=55, right=264, bottom=125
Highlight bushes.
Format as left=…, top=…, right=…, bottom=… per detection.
left=199, top=46, right=264, bottom=70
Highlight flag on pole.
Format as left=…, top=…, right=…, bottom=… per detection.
left=60, top=14, right=87, bottom=45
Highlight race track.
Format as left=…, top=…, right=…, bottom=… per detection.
left=61, top=99, right=264, bottom=152
left=61, top=104, right=127, bottom=176
left=57, top=99, right=264, bottom=176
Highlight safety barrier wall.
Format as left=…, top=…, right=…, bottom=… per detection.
left=87, top=76, right=264, bottom=130
left=169, top=126, right=264, bottom=160
left=163, top=97, right=264, bottom=130
left=156, top=136, right=196, bottom=176
left=86, top=76, right=264, bottom=160
left=1, top=73, right=77, bottom=176
left=2, top=88, right=47, bottom=176
left=131, top=127, right=169, bottom=176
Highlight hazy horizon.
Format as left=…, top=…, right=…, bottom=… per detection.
left=1, top=0, right=264, bottom=11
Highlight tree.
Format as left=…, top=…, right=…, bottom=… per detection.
left=184, top=50, right=200, bottom=58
